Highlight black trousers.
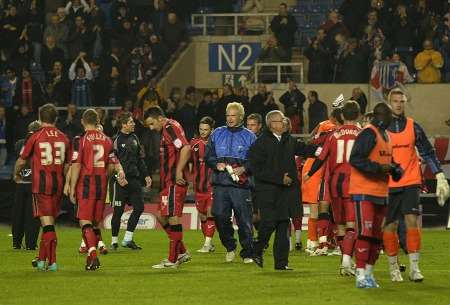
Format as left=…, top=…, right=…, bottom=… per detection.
left=253, top=219, right=290, bottom=269
left=11, top=184, right=40, bottom=249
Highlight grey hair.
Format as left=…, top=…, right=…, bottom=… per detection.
left=265, top=110, right=284, bottom=127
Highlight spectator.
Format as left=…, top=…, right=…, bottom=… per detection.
left=258, top=36, right=288, bottom=83
left=339, top=0, right=369, bottom=37
left=137, top=80, right=162, bottom=112
left=236, top=87, right=250, bottom=117
left=136, top=22, right=153, bottom=47
left=321, top=11, right=349, bottom=56
left=351, top=87, right=368, bottom=115
left=368, top=35, right=391, bottom=69
left=391, top=53, right=414, bottom=84
left=106, top=66, right=128, bottom=107
left=161, top=12, right=188, bottom=54
left=307, top=91, right=328, bottom=132
left=113, top=19, right=136, bottom=54
left=246, top=113, right=263, bottom=136
left=43, top=14, right=69, bottom=59
left=391, top=4, right=416, bottom=71
left=22, top=5, right=45, bottom=62
left=65, top=0, right=91, bottom=19
left=152, top=0, right=169, bottom=34
left=437, top=16, right=450, bottom=82
left=40, top=35, right=65, bottom=74
left=10, top=42, right=31, bottom=73
left=241, top=0, right=265, bottom=35
left=248, top=84, right=268, bottom=119
left=148, top=34, right=169, bottom=74
left=0, top=67, right=18, bottom=109
left=56, top=103, right=83, bottom=140
left=176, top=86, right=197, bottom=140
left=56, top=7, right=72, bottom=30
left=304, top=37, right=332, bottom=83
left=96, top=107, right=115, bottom=137
left=14, top=104, right=36, bottom=144
left=214, top=84, right=240, bottom=127
left=270, top=2, right=297, bottom=60
left=197, top=91, right=216, bottom=125
left=0, top=105, right=6, bottom=167
left=68, top=15, right=94, bottom=59
left=47, top=61, right=70, bottom=106
left=2, top=5, right=23, bottom=55
left=336, top=38, right=369, bottom=83
left=69, top=53, right=93, bottom=106
left=279, top=80, right=306, bottom=133
left=15, top=67, right=44, bottom=113
left=414, top=39, right=444, bottom=83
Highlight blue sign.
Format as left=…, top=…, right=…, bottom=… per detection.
left=209, top=43, right=262, bottom=72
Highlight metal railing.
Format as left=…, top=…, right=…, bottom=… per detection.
left=253, top=62, right=304, bottom=84
left=191, top=13, right=277, bottom=36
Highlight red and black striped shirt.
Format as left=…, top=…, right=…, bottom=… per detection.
left=20, top=126, right=70, bottom=195
left=72, top=130, right=117, bottom=200
left=160, top=119, right=189, bottom=190
left=190, top=137, right=212, bottom=194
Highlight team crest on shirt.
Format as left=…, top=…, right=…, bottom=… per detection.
left=193, top=146, right=199, bottom=152
left=161, top=196, right=168, bottom=206
left=364, top=221, right=373, bottom=231
left=173, top=138, right=182, bottom=149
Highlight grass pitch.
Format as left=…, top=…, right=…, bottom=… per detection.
left=1, top=226, right=450, bottom=305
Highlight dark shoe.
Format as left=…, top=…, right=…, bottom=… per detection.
left=295, top=242, right=302, bottom=251
left=13, top=244, right=21, bottom=250
left=123, top=240, right=142, bottom=250
left=253, top=255, right=264, bottom=268
left=275, top=266, right=293, bottom=271
left=85, top=256, right=100, bottom=271
left=110, top=243, right=118, bottom=251
left=26, top=247, right=36, bottom=251
left=399, top=264, right=406, bottom=272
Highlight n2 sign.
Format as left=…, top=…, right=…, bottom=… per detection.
left=209, top=43, right=261, bottom=72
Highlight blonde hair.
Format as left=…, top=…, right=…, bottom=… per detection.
left=226, top=102, right=245, bottom=122
left=388, top=88, right=407, bottom=102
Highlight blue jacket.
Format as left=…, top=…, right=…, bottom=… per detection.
left=206, top=125, right=256, bottom=188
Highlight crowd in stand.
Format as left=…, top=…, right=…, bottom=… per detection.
left=300, top=0, right=450, bottom=84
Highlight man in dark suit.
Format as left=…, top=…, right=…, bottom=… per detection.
left=249, top=110, right=316, bottom=270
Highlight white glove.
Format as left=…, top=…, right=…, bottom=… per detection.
left=436, top=172, right=450, bottom=207
left=225, top=165, right=239, bottom=182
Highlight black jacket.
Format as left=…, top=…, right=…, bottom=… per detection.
left=113, top=132, right=149, bottom=179
left=249, top=130, right=316, bottom=221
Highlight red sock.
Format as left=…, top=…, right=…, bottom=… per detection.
left=82, top=225, right=98, bottom=259
left=45, top=231, right=57, bottom=265
left=200, top=220, right=207, bottom=237
left=205, top=217, right=215, bottom=238
left=168, top=225, right=183, bottom=263
left=307, top=218, right=318, bottom=242
left=317, top=220, right=329, bottom=237
left=342, top=229, right=356, bottom=257
left=38, top=237, right=47, bottom=261
left=368, top=241, right=382, bottom=266
left=355, top=239, right=370, bottom=269
left=292, top=217, right=302, bottom=230
left=93, top=228, right=103, bottom=245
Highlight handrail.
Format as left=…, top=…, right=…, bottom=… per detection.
left=253, top=62, right=304, bottom=84
left=191, top=13, right=278, bottom=36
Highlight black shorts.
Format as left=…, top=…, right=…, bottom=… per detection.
left=109, top=177, right=144, bottom=209
left=386, top=187, right=420, bottom=224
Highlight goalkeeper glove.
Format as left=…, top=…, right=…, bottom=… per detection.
left=436, top=172, right=450, bottom=206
